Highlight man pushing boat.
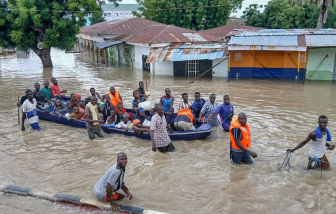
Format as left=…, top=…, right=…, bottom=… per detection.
left=94, top=152, right=132, bottom=211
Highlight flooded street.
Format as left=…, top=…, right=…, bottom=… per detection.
left=1, top=49, right=336, bottom=214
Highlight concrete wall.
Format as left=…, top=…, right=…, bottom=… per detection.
left=306, top=48, right=336, bottom=80
left=151, top=62, right=174, bottom=75
left=134, top=45, right=150, bottom=70
left=103, top=10, right=140, bottom=21
left=212, top=58, right=229, bottom=77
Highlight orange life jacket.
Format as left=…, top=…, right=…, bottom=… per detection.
left=107, top=90, right=120, bottom=107
left=177, top=109, right=194, bottom=122
left=229, top=117, right=251, bottom=150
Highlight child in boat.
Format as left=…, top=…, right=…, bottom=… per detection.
left=116, top=109, right=123, bottom=123
left=98, top=113, right=105, bottom=125
left=69, top=106, right=84, bottom=120
left=117, top=113, right=131, bottom=131
left=109, top=108, right=117, bottom=124
left=103, top=116, right=115, bottom=127
left=79, top=102, right=86, bottom=113
left=165, top=107, right=176, bottom=125
left=136, top=108, right=150, bottom=128
left=132, top=119, right=150, bottom=135
left=53, top=98, right=65, bottom=112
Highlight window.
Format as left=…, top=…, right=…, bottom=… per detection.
left=186, top=60, right=199, bottom=78
left=107, top=13, right=111, bottom=17
left=120, top=13, right=123, bottom=15
left=116, top=13, right=118, bottom=16
left=103, top=13, right=106, bottom=16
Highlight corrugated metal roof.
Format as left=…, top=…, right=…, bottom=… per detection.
left=199, top=25, right=263, bottom=40
left=305, top=35, right=336, bottom=47
left=94, top=41, right=123, bottom=49
left=146, top=43, right=228, bottom=63
left=229, top=35, right=299, bottom=46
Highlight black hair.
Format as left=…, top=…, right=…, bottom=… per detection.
left=195, top=92, right=200, bottom=95
left=133, top=90, right=139, bottom=96
left=224, top=95, right=229, bottom=98
left=110, top=108, right=116, bottom=113
left=139, top=81, right=144, bottom=84
left=209, top=93, right=216, bottom=97
left=319, top=115, right=328, bottom=121
left=165, top=88, right=170, bottom=92
left=51, top=77, right=55, bottom=81
left=90, top=87, right=95, bottom=91
left=182, top=93, right=188, bottom=97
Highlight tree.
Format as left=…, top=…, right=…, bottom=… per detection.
left=89, top=5, right=106, bottom=25
left=316, top=0, right=331, bottom=28
left=0, top=0, right=14, bottom=49
left=134, top=0, right=242, bottom=30
left=1, top=0, right=100, bottom=67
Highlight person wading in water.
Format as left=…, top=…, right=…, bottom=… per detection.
left=288, top=115, right=335, bottom=169
left=94, top=152, right=132, bottom=211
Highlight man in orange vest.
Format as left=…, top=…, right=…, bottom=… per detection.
left=229, top=112, right=257, bottom=164
left=171, top=109, right=196, bottom=131
left=107, top=86, right=122, bottom=107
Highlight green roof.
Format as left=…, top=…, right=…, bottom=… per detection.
left=102, top=4, right=141, bottom=10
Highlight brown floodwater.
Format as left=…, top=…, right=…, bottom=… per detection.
left=1, top=49, right=336, bottom=214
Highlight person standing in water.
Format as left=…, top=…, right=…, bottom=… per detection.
left=85, top=96, right=105, bottom=140
left=288, top=115, right=335, bottom=169
left=94, top=152, right=132, bottom=211
left=206, top=95, right=234, bottom=131
left=159, top=88, right=174, bottom=113
left=200, top=94, right=221, bottom=127
left=229, top=112, right=257, bottom=164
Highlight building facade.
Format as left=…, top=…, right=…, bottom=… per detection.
left=101, top=4, right=141, bottom=21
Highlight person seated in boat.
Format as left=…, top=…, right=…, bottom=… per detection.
left=104, top=116, right=116, bottom=127
left=69, top=106, right=84, bottom=120
left=136, top=108, right=150, bottom=127
left=178, top=93, right=193, bottom=110
left=132, top=119, right=150, bottom=135
left=79, top=101, right=86, bottom=113
left=159, top=88, right=174, bottom=113
left=50, top=77, right=67, bottom=98
left=41, top=81, right=52, bottom=101
left=148, top=108, right=155, bottom=121
left=116, top=100, right=126, bottom=114
left=93, top=152, right=132, bottom=211
left=98, top=113, right=105, bottom=125
left=52, top=98, right=65, bottom=112
left=108, top=86, right=122, bottom=107
left=132, top=90, right=146, bottom=112
left=192, top=92, right=205, bottom=121
left=109, top=108, right=118, bottom=124
left=34, top=82, right=52, bottom=106
left=70, top=94, right=78, bottom=108
left=90, top=87, right=102, bottom=103
left=116, top=109, right=123, bottom=124
left=138, top=81, right=145, bottom=96
left=103, top=95, right=112, bottom=120
left=117, top=113, right=131, bottom=131
left=52, top=101, right=73, bottom=118
left=171, top=109, right=196, bottom=131
left=75, top=94, right=81, bottom=102
left=165, top=107, right=176, bottom=126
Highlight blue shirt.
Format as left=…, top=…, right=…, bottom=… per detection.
left=161, top=96, right=174, bottom=112
left=192, top=98, right=205, bottom=118
left=166, top=114, right=177, bottom=125
left=214, top=103, right=234, bottom=130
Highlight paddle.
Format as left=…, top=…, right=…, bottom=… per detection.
left=17, top=96, right=20, bottom=125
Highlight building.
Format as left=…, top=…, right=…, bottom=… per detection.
left=228, top=29, right=307, bottom=79
left=101, top=4, right=141, bottom=21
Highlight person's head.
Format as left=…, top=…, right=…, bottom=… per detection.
left=132, top=119, right=141, bottom=126
left=139, top=81, right=144, bottom=88
left=90, top=96, right=98, bottom=106
left=99, top=105, right=104, bottom=112
left=168, top=107, right=174, bottom=116
left=66, top=101, right=72, bottom=108
left=117, top=109, right=122, bottom=115
left=104, top=94, right=110, bottom=102
left=209, top=94, right=216, bottom=104
left=117, top=152, right=127, bottom=168
left=150, top=108, right=155, bottom=116
left=75, top=94, right=81, bottom=102
left=110, top=108, right=116, bottom=116
left=318, top=115, right=328, bottom=131
left=118, top=100, right=123, bottom=109
left=110, top=86, right=116, bottom=94
left=123, top=113, right=130, bottom=123
left=107, top=117, right=114, bottom=124
left=70, top=93, right=75, bottom=101
left=129, top=112, right=134, bottom=121
left=51, top=78, right=58, bottom=85
left=43, top=81, right=49, bottom=88
left=182, top=93, right=188, bottom=101
left=194, top=92, right=201, bottom=101
left=155, top=104, right=165, bottom=117
left=138, top=108, right=145, bottom=117
left=90, top=88, right=96, bottom=96
left=79, top=102, right=86, bottom=109
left=34, top=82, right=40, bottom=91
left=98, top=113, right=104, bottom=121
left=133, top=90, right=140, bottom=99
left=224, top=95, right=230, bottom=106
left=165, top=88, right=171, bottom=96
left=73, top=106, right=79, bottom=114
left=27, top=91, right=34, bottom=100
left=238, top=112, right=247, bottom=126
left=25, top=89, right=31, bottom=96
left=55, top=99, right=61, bottom=106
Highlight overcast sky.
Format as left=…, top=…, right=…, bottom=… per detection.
left=116, top=0, right=271, bottom=17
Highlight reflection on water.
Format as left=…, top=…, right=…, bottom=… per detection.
left=1, top=49, right=336, bottom=214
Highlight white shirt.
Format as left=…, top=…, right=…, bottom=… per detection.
left=309, top=134, right=327, bottom=158
left=22, top=98, right=39, bottom=125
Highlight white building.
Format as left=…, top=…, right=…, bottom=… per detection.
left=101, top=4, right=141, bottom=21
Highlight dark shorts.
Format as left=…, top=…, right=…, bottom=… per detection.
left=158, top=143, right=175, bottom=153
left=231, top=149, right=253, bottom=165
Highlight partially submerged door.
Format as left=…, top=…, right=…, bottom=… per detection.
left=142, top=55, right=150, bottom=72
left=253, top=51, right=284, bottom=78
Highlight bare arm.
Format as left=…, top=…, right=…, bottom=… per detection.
left=288, top=132, right=314, bottom=152
left=205, top=112, right=216, bottom=123
left=198, top=112, right=204, bottom=120
left=119, top=93, right=122, bottom=101
left=234, top=138, right=257, bottom=158
left=36, top=105, right=49, bottom=113
left=150, top=130, right=156, bottom=152
left=106, top=183, right=119, bottom=210
left=21, top=112, right=26, bottom=131
left=159, top=98, right=162, bottom=105
left=170, top=98, right=174, bottom=107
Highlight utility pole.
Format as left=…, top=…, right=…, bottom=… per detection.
left=316, top=0, right=331, bottom=28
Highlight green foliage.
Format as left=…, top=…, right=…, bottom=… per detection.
left=134, top=0, right=242, bottom=30
left=0, top=0, right=15, bottom=49
left=89, top=6, right=105, bottom=25
left=1, top=0, right=99, bottom=51
left=242, top=0, right=336, bottom=29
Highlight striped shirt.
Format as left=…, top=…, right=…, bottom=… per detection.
left=178, top=101, right=193, bottom=110
left=200, top=101, right=220, bottom=126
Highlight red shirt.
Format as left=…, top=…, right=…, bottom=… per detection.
left=50, top=84, right=61, bottom=96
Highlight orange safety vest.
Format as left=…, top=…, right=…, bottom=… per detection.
left=107, top=90, right=120, bottom=107
left=177, top=109, right=194, bottom=123
left=229, top=117, right=251, bottom=150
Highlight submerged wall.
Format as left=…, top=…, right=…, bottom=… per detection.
left=306, top=48, right=336, bottom=81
